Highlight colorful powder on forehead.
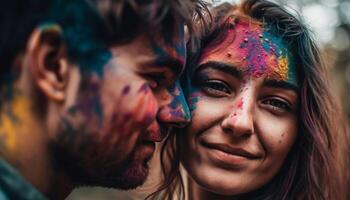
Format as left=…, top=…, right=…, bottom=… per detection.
left=201, top=20, right=298, bottom=85
left=235, top=22, right=294, bottom=81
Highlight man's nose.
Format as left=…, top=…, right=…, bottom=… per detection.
left=157, top=80, right=191, bottom=128
left=221, top=96, right=255, bottom=137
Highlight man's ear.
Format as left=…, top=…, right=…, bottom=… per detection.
left=27, top=24, right=69, bottom=102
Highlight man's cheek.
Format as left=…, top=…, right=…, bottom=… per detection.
left=134, top=90, right=158, bottom=126
left=120, top=83, right=158, bottom=129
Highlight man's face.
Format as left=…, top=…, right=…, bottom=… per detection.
left=53, top=31, right=190, bottom=189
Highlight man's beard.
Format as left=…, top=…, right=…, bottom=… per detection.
left=49, top=119, right=150, bottom=190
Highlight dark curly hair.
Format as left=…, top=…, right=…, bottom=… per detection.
left=0, top=0, right=208, bottom=85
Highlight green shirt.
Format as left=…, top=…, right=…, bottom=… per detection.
left=0, top=159, right=47, bottom=200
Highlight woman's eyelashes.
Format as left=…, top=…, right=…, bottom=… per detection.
left=202, top=80, right=232, bottom=96
left=260, top=97, right=292, bottom=114
left=193, top=71, right=233, bottom=97
left=195, top=77, right=232, bottom=97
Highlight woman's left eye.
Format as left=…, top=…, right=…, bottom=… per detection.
left=200, top=80, right=232, bottom=97
left=261, top=98, right=292, bottom=113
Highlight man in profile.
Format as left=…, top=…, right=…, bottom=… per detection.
left=0, top=0, right=206, bottom=199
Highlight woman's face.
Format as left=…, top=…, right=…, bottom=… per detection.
left=181, top=20, right=299, bottom=196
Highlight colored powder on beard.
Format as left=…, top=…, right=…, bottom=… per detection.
left=111, top=112, right=132, bottom=135
left=142, top=112, right=155, bottom=126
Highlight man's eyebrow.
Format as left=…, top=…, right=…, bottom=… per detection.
left=195, top=61, right=243, bottom=79
left=141, top=55, right=184, bottom=75
left=263, top=79, right=299, bottom=93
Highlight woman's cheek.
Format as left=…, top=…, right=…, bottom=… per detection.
left=187, top=90, right=203, bottom=113
left=257, top=114, right=297, bottom=158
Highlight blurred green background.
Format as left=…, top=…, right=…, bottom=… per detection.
left=67, top=0, right=350, bottom=199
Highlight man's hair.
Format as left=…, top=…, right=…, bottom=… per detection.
left=0, top=0, right=207, bottom=84
left=0, top=0, right=52, bottom=83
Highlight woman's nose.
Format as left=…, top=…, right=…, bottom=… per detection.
left=221, top=97, right=255, bottom=137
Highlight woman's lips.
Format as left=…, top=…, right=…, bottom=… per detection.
left=200, top=140, right=262, bottom=168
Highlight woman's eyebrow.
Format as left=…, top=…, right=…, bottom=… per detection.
left=195, top=61, right=243, bottom=79
left=263, top=79, right=299, bottom=94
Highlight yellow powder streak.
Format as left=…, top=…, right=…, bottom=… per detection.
left=0, top=96, right=33, bottom=157
left=276, top=55, right=289, bottom=81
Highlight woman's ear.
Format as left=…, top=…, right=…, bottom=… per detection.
left=27, top=24, right=69, bottom=102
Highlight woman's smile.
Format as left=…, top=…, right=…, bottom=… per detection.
left=200, top=139, right=263, bottom=169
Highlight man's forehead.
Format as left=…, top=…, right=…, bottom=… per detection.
left=150, top=35, right=186, bottom=75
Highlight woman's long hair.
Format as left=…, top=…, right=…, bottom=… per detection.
left=148, top=0, right=349, bottom=199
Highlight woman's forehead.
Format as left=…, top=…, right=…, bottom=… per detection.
left=199, top=19, right=298, bottom=86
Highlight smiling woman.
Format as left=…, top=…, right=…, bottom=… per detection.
left=149, top=0, right=349, bottom=200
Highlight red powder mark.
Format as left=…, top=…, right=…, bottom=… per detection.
left=236, top=98, right=243, bottom=109
left=138, top=83, right=149, bottom=93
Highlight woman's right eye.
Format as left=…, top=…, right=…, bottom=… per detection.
left=200, top=80, right=231, bottom=97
